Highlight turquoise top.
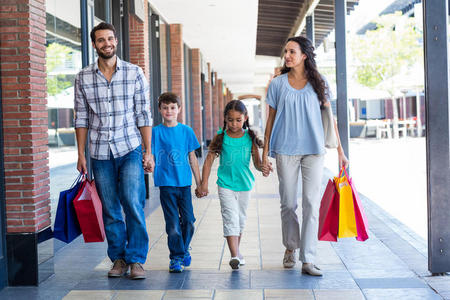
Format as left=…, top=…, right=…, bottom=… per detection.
left=216, top=130, right=254, bottom=192
left=266, top=73, right=326, bottom=157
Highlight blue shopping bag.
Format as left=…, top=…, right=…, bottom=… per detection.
left=53, top=173, right=83, bottom=243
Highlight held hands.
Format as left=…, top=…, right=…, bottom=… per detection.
left=195, top=182, right=208, bottom=198
left=261, top=156, right=274, bottom=177
left=143, top=152, right=154, bottom=173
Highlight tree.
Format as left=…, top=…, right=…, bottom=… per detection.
left=46, top=43, right=73, bottom=96
left=351, top=12, right=423, bottom=138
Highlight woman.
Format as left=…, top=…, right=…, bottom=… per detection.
left=262, top=36, right=349, bottom=276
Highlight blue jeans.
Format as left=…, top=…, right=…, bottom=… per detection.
left=92, top=146, right=148, bottom=264
left=159, top=186, right=196, bottom=260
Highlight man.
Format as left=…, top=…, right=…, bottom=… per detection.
left=74, top=22, right=153, bottom=280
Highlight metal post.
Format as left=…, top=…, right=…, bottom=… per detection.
left=306, top=14, right=315, bottom=46
left=422, top=0, right=450, bottom=274
left=334, top=0, right=349, bottom=161
left=80, top=0, right=93, bottom=180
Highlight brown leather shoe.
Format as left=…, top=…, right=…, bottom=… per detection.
left=129, top=262, right=146, bottom=280
left=108, top=259, right=128, bottom=277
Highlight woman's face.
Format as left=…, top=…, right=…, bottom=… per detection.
left=284, top=41, right=306, bottom=69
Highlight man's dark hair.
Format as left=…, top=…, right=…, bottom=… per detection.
left=158, top=92, right=181, bottom=108
left=90, top=22, right=117, bottom=43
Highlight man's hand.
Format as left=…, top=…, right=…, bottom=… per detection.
left=143, top=152, right=154, bottom=173
left=77, top=154, right=88, bottom=175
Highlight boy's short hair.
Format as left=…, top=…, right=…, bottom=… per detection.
left=158, top=92, right=181, bottom=108
left=90, top=22, right=117, bottom=43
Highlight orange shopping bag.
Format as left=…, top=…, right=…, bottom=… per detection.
left=335, top=168, right=357, bottom=238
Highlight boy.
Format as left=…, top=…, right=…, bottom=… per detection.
left=151, top=92, right=202, bottom=273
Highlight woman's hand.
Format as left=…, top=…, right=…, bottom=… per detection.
left=338, top=149, right=349, bottom=170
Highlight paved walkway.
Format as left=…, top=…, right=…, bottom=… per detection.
left=1, top=154, right=449, bottom=299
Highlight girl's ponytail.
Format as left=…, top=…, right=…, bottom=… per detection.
left=209, top=119, right=227, bottom=156
left=245, top=119, right=263, bottom=148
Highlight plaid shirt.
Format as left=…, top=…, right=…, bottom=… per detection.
left=74, top=57, right=152, bottom=160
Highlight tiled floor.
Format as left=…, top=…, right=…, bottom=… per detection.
left=1, top=159, right=448, bottom=300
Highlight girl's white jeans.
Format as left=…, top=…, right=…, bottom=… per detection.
left=218, top=186, right=250, bottom=237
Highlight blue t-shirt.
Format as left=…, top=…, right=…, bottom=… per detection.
left=152, top=123, right=200, bottom=187
left=266, top=73, right=326, bottom=157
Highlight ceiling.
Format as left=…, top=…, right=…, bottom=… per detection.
left=256, top=0, right=359, bottom=56
left=150, top=0, right=259, bottom=95
left=150, top=0, right=359, bottom=96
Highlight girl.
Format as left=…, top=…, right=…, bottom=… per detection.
left=198, top=100, right=266, bottom=270
left=262, top=36, right=349, bottom=276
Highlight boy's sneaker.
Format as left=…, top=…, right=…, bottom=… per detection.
left=169, top=259, right=184, bottom=273
left=182, top=254, right=192, bottom=267
left=229, top=257, right=240, bottom=270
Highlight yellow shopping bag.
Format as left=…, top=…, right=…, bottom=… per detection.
left=335, top=168, right=358, bottom=238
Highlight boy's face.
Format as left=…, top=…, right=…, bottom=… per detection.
left=159, top=102, right=180, bottom=123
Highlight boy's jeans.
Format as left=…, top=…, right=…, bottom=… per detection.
left=159, top=186, right=196, bottom=260
left=92, top=146, right=149, bottom=264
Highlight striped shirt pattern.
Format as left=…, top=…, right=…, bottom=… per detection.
left=74, top=57, right=152, bottom=160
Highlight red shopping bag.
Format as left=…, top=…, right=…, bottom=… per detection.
left=318, top=179, right=339, bottom=241
left=73, top=179, right=106, bottom=243
left=348, top=177, right=369, bottom=241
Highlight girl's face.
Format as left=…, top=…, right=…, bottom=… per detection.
left=284, top=41, right=306, bottom=69
left=225, top=109, right=247, bottom=134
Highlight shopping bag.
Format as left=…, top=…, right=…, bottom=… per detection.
left=335, top=168, right=358, bottom=238
left=318, top=179, right=339, bottom=241
left=348, top=176, right=369, bottom=241
left=73, top=179, right=106, bottom=243
left=53, top=173, right=83, bottom=243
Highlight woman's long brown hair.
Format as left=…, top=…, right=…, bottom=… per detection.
left=280, top=36, right=329, bottom=107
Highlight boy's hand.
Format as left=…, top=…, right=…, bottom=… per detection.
left=143, top=153, right=154, bottom=173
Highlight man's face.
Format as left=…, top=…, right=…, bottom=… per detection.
left=92, top=29, right=118, bottom=59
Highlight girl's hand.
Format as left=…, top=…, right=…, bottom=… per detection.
left=338, top=150, right=349, bottom=170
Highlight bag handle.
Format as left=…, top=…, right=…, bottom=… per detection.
left=70, top=172, right=85, bottom=189
left=339, top=166, right=350, bottom=179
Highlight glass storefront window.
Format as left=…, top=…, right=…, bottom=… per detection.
left=46, top=0, right=82, bottom=147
